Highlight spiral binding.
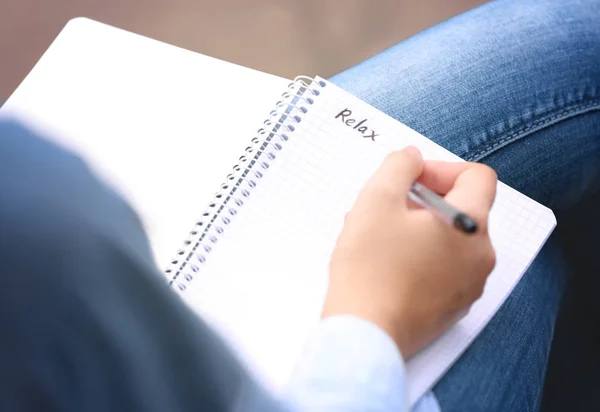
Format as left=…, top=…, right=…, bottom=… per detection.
left=166, top=76, right=327, bottom=292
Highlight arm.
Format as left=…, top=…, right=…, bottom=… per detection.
left=0, top=123, right=494, bottom=412
left=0, top=122, right=414, bottom=412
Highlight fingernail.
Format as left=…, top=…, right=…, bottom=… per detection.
left=405, top=146, right=422, bottom=159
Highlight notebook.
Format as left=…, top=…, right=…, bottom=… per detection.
left=165, top=76, right=555, bottom=405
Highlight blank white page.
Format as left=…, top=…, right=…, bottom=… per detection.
left=177, top=77, right=555, bottom=405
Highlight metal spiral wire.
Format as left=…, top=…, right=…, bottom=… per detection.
left=166, top=76, right=327, bottom=292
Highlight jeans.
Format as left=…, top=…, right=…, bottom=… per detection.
left=331, top=0, right=600, bottom=409
left=0, top=0, right=598, bottom=411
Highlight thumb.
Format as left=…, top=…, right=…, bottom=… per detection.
left=368, top=146, right=424, bottom=199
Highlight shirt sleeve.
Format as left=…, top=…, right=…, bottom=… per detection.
left=282, top=315, right=409, bottom=412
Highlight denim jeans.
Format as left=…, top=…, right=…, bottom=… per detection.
left=0, top=0, right=598, bottom=411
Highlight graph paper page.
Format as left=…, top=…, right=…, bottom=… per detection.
left=180, top=77, right=555, bottom=405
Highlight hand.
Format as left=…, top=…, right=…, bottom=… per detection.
left=322, top=146, right=498, bottom=358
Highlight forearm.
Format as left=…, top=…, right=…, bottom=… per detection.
left=0, top=121, right=410, bottom=412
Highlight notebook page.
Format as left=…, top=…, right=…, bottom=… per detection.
left=181, top=77, right=555, bottom=405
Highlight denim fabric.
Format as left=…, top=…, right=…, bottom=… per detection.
left=331, top=0, right=600, bottom=410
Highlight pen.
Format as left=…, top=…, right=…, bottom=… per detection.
left=408, top=182, right=478, bottom=234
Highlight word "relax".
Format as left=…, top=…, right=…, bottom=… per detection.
left=335, top=109, right=378, bottom=141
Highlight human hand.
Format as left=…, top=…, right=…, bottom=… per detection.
left=322, top=146, right=498, bottom=358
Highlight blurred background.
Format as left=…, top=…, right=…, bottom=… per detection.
left=0, top=0, right=487, bottom=102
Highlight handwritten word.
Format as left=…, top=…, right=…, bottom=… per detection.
left=335, top=109, right=378, bottom=141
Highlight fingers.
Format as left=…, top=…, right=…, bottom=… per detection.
left=417, top=160, right=498, bottom=228
left=359, top=149, right=496, bottom=224
left=444, top=164, right=498, bottom=230
left=365, top=146, right=424, bottom=201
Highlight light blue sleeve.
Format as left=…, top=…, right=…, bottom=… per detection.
left=282, top=315, right=441, bottom=412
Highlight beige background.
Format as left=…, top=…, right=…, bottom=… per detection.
left=0, top=0, right=486, bottom=102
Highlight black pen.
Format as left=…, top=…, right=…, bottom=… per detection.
left=408, top=182, right=478, bottom=234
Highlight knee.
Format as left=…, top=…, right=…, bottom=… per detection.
left=335, top=0, right=599, bottom=98
left=331, top=0, right=600, bottom=158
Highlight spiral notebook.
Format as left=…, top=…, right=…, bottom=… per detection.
left=165, top=76, right=555, bottom=405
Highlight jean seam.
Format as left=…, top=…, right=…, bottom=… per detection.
left=465, top=100, right=600, bottom=162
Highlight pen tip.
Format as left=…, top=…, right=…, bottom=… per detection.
left=454, top=213, right=478, bottom=234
